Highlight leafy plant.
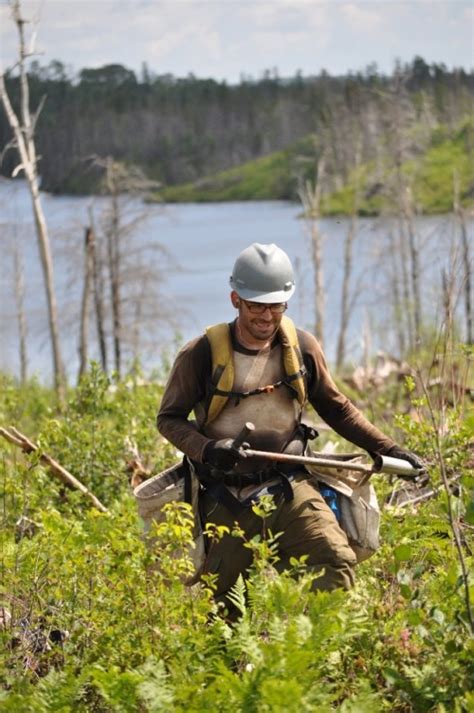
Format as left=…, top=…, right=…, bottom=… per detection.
left=1, top=351, right=472, bottom=711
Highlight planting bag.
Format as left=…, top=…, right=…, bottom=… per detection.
left=133, top=458, right=205, bottom=580
left=305, top=454, right=380, bottom=562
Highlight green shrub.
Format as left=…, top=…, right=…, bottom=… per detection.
left=0, top=354, right=472, bottom=711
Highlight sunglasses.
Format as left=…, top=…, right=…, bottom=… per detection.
left=241, top=299, right=288, bottom=314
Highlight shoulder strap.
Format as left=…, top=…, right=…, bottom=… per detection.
left=278, top=316, right=307, bottom=407
left=205, top=317, right=307, bottom=425
left=205, top=323, right=234, bottom=425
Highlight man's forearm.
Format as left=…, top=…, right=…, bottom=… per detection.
left=156, top=413, right=212, bottom=463
left=319, top=398, right=396, bottom=455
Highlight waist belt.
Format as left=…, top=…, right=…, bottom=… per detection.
left=221, top=463, right=302, bottom=487
left=193, top=460, right=301, bottom=485
left=194, top=463, right=297, bottom=517
left=207, top=473, right=294, bottom=516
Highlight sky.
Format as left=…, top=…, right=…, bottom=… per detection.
left=0, top=0, right=472, bottom=82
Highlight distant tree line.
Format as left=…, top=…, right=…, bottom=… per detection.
left=0, top=56, right=472, bottom=195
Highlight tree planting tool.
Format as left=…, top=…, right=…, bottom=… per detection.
left=232, top=422, right=423, bottom=487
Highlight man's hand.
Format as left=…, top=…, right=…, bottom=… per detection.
left=385, top=445, right=424, bottom=470
left=204, top=439, right=249, bottom=472
left=385, top=445, right=428, bottom=483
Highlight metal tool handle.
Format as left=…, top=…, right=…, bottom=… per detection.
left=372, top=454, right=420, bottom=476
left=231, top=422, right=255, bottom=450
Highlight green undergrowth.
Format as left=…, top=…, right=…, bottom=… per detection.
left=0, top=351, right=473, bottom=711
left=159, top=118, right=474, bottom=215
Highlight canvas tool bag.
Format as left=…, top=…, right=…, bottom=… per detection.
left=133, top=457, right=205, bottom=581
left=305, top=453, right=380, bottom=562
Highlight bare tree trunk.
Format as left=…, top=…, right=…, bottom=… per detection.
left=108, top=192, right=122, bottom=376
left=363, top=311, right=372, bottom=381
left=460, top=219, right=473, bottom=345
left=402, top=187, right=422, bottom=348
left=388, top=230, right=406, bottom=356
left=397, top=218, right=415, bottom=352
left=88, top=208, right=108, bottom=372
left=384, top=68, right=422, bottom=357
left=336, top=145, right=360, bottom=370
left=293, top=256, right=306, bottom=326
left=14, top=248, right=27, bottom=382
left=442, top=269, right=454, bottom=331
left=78, top=227, right=94, bottom=381
left=336, top=214, right=355, bottom=369
left=31, top=180, right=65, bottom=393
left=132, top=294, right=142, bottom=364
left=103, top=159, right=123, bottom=376
left=0, top=1, right=65, bottom=398
left=453, top=172, right=472, bottom=344
left=298, top=156, right=326, bottom=348
left=310, top=222, right=325, bottom=347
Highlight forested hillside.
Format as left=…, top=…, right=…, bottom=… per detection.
left=0, top=57, right=472, bottom=203
left=161, top=119, right=473, bottom=213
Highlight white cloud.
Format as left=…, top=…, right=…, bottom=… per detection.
left=341, top=2, right=383, bottom=30
left=0, top=0, right=472, bottom=80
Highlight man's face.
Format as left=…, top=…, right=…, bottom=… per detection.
left=231, top=291, right=285, bottom=343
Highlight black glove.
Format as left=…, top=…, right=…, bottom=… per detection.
left=203, top=439, right=248, bottom=472
left=385, top=445, right=424, bottom=470
left=385, top=445, right=428, bottom=483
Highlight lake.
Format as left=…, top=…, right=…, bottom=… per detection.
left=0, top=178, right=469, bottom=383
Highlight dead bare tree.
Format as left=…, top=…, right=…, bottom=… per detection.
left=387, top=229, right=406, bottom=356
left=401, top=186, right=422, bottom=348
left=78, top=227, right=95, bottom=381
left=84, top=156, right=175, bottom=377
left=379, top=67, right=429, bottom=354
left=13, top=247, right=27, bottom=382
left=441, top=268, right=454, bottom=331
left=298, top=155, right=326, bottom=348
left=104, top=160, right=122, bottom=375
left=336, top=143, right=361, bottom=370
left=83, top=207, right=108, bottom=372
left=95, top=158, right=160, bottom=377
left=0, top=0, right=65, bottom=396
left=453, top=171, right=472, bottom=344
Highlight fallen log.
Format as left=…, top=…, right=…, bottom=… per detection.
left=0, top=426, right=108, bottom=513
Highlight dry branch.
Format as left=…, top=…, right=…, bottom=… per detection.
left=0, top=426, right=108, bottom=513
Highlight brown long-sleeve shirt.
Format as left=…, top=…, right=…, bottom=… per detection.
left=157, top=321, right=395, bottom=463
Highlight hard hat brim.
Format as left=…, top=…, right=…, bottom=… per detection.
left=232, top=284, right=295, bottom=303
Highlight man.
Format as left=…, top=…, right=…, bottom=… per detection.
left=157, top=243, right=422, bottom=600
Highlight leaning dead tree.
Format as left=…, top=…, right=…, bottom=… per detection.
left=0, top=0, right=65, bottom=396
left=0, top=426, right=108, bottom=513
left=299, top=155, right=326, bottom=349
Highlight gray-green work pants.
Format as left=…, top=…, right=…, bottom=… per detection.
left=201, top=474, right=357, bottom=600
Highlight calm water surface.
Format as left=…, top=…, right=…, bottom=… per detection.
left=0, top=179, right=467, bottom=382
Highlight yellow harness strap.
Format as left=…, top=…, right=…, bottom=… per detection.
left=205, top=315, right=306, bottom=425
